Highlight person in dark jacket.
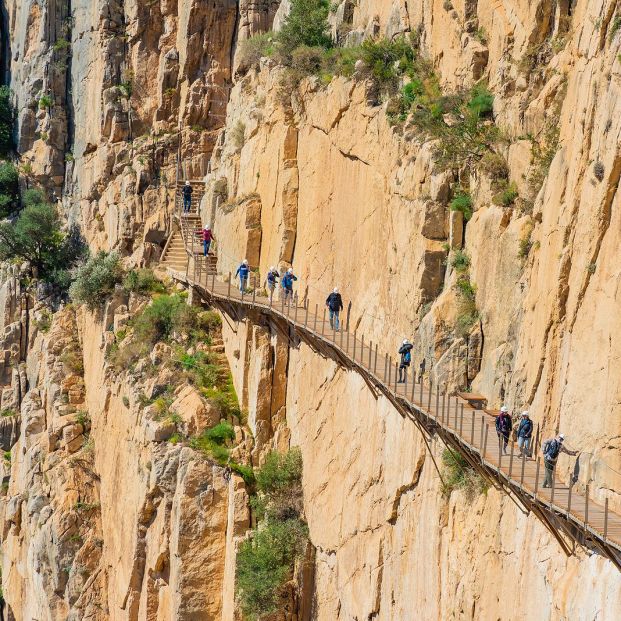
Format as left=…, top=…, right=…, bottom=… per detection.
left=517, top=411, right=533, bottom=458
left=265, top=266, right=280, bottom=303
left=281, top=268, right=297, bottom=304
left=235, top=259, right=250, bottom=292
left=325, top=287, right=344, bottom=331
left=542, top=434, right=578, bottom=488
left=398, top=340, right=413, bottom=383
left=417, top=358, right=426, bottom=383
left=182, top=181, right=193, bottom=213
left=495, top=406, right=512, bottom=454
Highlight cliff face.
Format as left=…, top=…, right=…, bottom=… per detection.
left=2, top=0, right=621, bottom=619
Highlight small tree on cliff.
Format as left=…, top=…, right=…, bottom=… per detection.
left=0, top=193, right=85, bottom=287
left=277, top=0, right=332, bottom=58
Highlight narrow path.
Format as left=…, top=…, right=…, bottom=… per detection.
left=165, top=207, right=621, bottom=570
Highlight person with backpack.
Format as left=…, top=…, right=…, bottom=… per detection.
left=325, top=287, right=344, bottom=331
left=196, top=224, right=215, bottom=256
left=542, top=434, right=578, bottom=488
left=517, top=411, right=533, bottom=458
left=397, top=340, right=413, bottom=383
left=281, top=268, right=297, bottom=304
left=235, top=259, right=250, bottom=293
left=182, top=181, right=193, bottom=213
left=495, top=406, right=512, bottom=454
left=265, top=266, right=280, bottom=302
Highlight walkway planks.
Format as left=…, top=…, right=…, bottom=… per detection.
left=166, top=211, right=621, bottom=569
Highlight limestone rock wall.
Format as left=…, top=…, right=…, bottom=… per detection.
left=207, top=0, right=621, bottom=505
left=221, top=313, right=621, bottom=621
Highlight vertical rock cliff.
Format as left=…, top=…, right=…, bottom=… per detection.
left=1, top=0, right=621, bottom=619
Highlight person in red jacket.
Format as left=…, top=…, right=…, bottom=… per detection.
left=198, top=224, right=215, bottom=256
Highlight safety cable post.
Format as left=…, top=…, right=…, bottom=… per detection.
left=441, top=388, right=446, bottom=425
left=394, top=362, right=398, bottom=393
left=227, top=272, right=231, bottom=299
left=567, top=481, right=572, bottom=517
left=374, top=343, right=378, bottom=374
left=384, top=353, right=388, bottom=383
left=321, top=307, right=326, bottom=336
left=387, top=355, right=391, bottom=385
left=410, top=372, right=416, bottom=402
left=551, top=467, right=556, bottom=506
left=604, top=498, right=609, bottom=542
left=340, top=322, right=344, bottom=349
left=304, top=299, right=309, bottom=327
left=252, top=276, right=256, bottom=306
left=470, top=410, right=475, bottom=445
left=419, top=374, right=423, bottom=406
left=585, top=485, right=590, bottom=531
left=353, top=330, right=358, bottom=362
left=508, top=440, right=514, bottom=478
left=520, top=450, right=526, bottom=489
left=314, top=303, right=318, bottom=332
left=459, top=403, right=464, bottom=436
left=498, top=435, right=503, bottom=472
left=361, top=335, right=365, bottom=365
left=483, top=423, right=489, bottom=458
left=435, top=386, right=440, bottom=421
left=427, top=380, right=432, bottom=413
left=534, top=458, right=541, bottom=497
left=368, top=339, right=372, bottom=370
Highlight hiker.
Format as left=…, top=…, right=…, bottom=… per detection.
left=182, top=181, right=193, bottom=213
left=196, top=224, right=214, bottom=256
left=417, top=358, right=426, bottom=383
left=517, top=411, right=533, bottom=458
left=265, top=266, right=280, bottom=302
left=281, top=268, right=297, bottom=304
left=542, top=434, right=578, bottom=488
left=325, top=287, right=344, bottom=331
left=397, top=340, right=413, bottom=383
left=235, top=259, right=250, bottom=293
left=495, top=406, right=512, bottom=455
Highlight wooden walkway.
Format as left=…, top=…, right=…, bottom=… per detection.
left=166, top=207, right=621, bottom=569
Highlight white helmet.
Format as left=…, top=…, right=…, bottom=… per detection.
left=333, top=287, right=339, bottom=293
left=521, top=410, right=529, bottom=417
left=287, top=268, right=293, bottom=274
left=204, top=223, right=211, bottom=229
left=185, top=180, right=190, bottom=186
left=243, top=259, right=248, bottom=265
left=559, top=433, right=565, bottom=441
left=270, top=266, right=275, bottom=271
left=500, top=406, right=508, bottom=413
left=403, top=339, right=410, bottom=345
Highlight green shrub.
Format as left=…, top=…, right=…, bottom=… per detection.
left=230, top=121, right=246, bottom=152
left=132, top=294, right=196, bottom=344
left=0, top=161, right=18, bottom=217
left=449, top=192, right=473, bottom=221
left=205, top=421, right=235, bottom=445
left=493, top=181, right=518, bottom=207
left=277, top=0, right=332, bottom=58
left=236, top=519, right=309, bottom=619
left=0, top=201, right=86, bottom=287
left=609, top=15, right=621, bottom=41
left=467, top=84, right=494, bottom=117
left=238, top=32, right=276, bottom=70
left=39, top=95, right=53, bottom=109
left=441, top=449, right=487, bottom=501
left=455, top=276, right=478, bottom=337
left=189, top=421, right=236, bottom=465
left=123, top=268, right=166, bottom=295
left=118, top=81, right=132, bottom=99
left=479, top=151, right=509, bottom=180
left=60, top=348, right=84, bottom=374
left=0, top=86, right=15, bottom=156
left=450, top=249, right=470, bottom=272
left=53, top=38, right=71, bottom=52
left=256, top=448, right=303, bottom=495
left=69, top=251, right=123, bottom=309
left=0, top=409, right=17, bottom=418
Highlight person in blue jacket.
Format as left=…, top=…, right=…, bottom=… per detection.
left=235, top=259, right=250, bottom=292
left=398, top=340, right=413, bottom=382
left=281, top=268, right=297, bottom=304
left=265, top=266, right=280, bottom=302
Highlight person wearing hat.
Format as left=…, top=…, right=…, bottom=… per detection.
left=516, top=411, right=533, bottom=458
left=281, top=268, right=297, bottom=304
left=182, top=180, right=193, bottom=213
left=197, top=223, right=215, bottom=256
left=235, top=259, right=250, bottom=292
left=325, top=287, right=344, bottom=331
left=397, top=339, right=413, bottom=383
left=542, top=433, right=578, bottom=488
left=495, top=406, right=513, bottom=455
left=265, top=266, right=280, bottom=303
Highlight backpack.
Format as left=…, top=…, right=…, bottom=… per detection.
left=543, top=439, right=560, bottom=460
left=404, top=350, right=411, bottom=364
